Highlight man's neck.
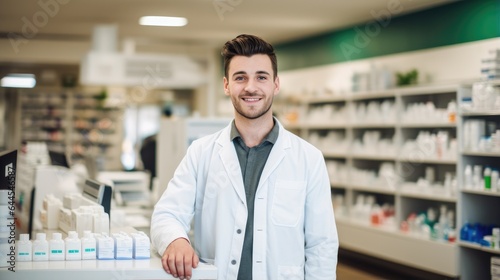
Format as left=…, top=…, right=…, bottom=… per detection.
left=234, top=115, right=274, bottom=148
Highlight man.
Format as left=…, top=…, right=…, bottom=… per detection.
left=151, top=34, right=338, bottom=280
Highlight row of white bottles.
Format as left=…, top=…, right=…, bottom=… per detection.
left=16, top=231, right=96, bottom=261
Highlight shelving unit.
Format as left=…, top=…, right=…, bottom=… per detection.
left=457, top=82, right=500, bottom=280
left=16, top=86, right=124, bottom=170
left=283, top=84, right=463, bottom=277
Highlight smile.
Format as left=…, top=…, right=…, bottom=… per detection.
left=243, top=98, right=261, bottom=102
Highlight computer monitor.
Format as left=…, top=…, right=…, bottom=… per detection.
left=48, top=150, right=70, bottom=168
left=0, top=149, right=16, bottom=190
left=82, top=178, right=112, bottom=219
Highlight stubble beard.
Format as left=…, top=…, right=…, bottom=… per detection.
left=233, top=95, right=273, bottom=120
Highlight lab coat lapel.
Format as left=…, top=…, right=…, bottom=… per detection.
left=217, top=126, right=247, bottom=205
left=257, top=124, right=290, bottom=192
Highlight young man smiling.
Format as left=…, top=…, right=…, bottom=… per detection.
left=151, top=34, right=339, bottom=280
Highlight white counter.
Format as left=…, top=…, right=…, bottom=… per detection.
left=0, top=252, right=217, bottom=280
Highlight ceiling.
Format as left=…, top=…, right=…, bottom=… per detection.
left=0, top=0, right=454, bottom=53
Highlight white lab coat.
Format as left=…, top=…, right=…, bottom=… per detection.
left=151, top=120, right=338, bottom=279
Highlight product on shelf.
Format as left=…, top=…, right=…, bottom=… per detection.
left=401, top=205, right=456, bottom=243
left=460, top=222, right=500, bottom=248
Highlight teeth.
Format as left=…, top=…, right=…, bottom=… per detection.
left=244, top=98, right=259, bottom=101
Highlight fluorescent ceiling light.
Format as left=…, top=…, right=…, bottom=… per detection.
left=1, top=74, right=36, bottom=88
left=139, top=16, right=188, bottom=27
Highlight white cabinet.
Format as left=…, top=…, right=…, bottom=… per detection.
left=282, top=84, right=462, bottom=277
left=457, top=80, right=500, bottom=280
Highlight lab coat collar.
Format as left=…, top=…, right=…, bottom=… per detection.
left=216, top=119, right=291, bottom=205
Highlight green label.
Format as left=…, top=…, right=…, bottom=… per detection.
left=19, top=252, right=30, bottom=256
left=68, top=250, right=80, bottom=254
left=34, top=252, right=46, bottom=256
left=51, top=250, right=63, bottom=254
left=85, top=248, right=96, bottom=252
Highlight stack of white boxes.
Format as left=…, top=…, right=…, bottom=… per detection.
left=492, top=256, right=500, bottom=280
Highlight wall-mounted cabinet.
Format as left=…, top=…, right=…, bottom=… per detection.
left=283, top=83, right=462, bottom=277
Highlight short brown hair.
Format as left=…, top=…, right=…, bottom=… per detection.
left=221, top=34, right=278, bottom=79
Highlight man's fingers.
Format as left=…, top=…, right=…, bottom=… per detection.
left=161, top=255, right=171, bottom=274
left=176, top=256, right=185, bottom=279
left=183, top=255, right=193, bottom=279
left=192, top=254, right=199, bottom=269
left=169, top=255, right=179, bottom=278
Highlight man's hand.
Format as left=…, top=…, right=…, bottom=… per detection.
left=161, top=238, right=200, bottom=280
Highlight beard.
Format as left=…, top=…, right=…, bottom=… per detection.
left=232, top=94, right=273, bottom=120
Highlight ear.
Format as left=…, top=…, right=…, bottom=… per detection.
left=223, top=76, right=230, bottom=96
left=273, top=76, right=280, bottom=96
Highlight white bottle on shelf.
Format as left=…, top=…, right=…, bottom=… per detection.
left=491, top=169, right=499, bottom=191
left=65, top=231, right=81, bottom=260
left=81, top=231, right=97, bottom=260
left=49, top=232, right=65, bottom=261
left=16, top=234, right=32, bottom=262
left=32, top=232, right=49, bottom=261
left=464, top=165, right=473, bottom=189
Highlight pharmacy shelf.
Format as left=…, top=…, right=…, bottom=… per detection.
left=322, top=151, right=349, bottom=158
left=461, top=150, right=500, bottom=157
left=282, top=82, right=463, bottom=278
left=457, top=81, right=500, bottom=279
left=397, top=157, right=457, bottom=165
left=299, top=123, right=348, bottom=129
left=458, top=240, right=500, bottom=255
left=461, top=189, right=500, bottom=197
left=399, top=122, right=456, bottom=128
left=16, top=87, right=124, bottom=170
left=330, top=183, right=347, bottom=189
left=350, top=90, right=396, bottom=100
left=399, top=189, right=457, bottom=202
left=397, top=84, right=459, bottom=96
left=350, top=123, right=396, bottom=129
left=460, top=110, right=500, bottom=116
left=336, top=219, right=458, bottom=277
left=347, top=184, right=396, bottom=195
left=350, top=154, right=397, bottom=161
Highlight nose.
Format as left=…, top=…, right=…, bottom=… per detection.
left=244, top=78, right=258, bottom=93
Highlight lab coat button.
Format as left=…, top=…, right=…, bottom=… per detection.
left=231, top=260, right=237, bottom=265
left=236, top=229, right=242, bottom=234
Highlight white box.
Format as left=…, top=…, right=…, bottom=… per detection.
left=95, top=233, right=114, bottom=260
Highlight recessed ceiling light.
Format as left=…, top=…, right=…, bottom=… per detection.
left=139, top=16, right=188, bottom=27
left=1, top=74, right=36, bottom=88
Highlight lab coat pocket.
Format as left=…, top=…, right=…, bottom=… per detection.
left=278, top=265, right=304, bottom=280
left=271, top=180, right=305, bottom=227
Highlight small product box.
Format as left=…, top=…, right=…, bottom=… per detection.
left=95, top=233, right=115, bottom=260
left=492, top=256, right=500, bottom=277
left=131, top=231, right=151, bottom=259
left=112, top=232, right=133, bottom=260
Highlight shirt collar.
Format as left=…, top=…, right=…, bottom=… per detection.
left=230, top=118, right=279, bottom=145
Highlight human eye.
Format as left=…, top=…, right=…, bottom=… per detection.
left=234, top=75, right=245, bottom=81
left=257, top=75, right=268, bottom=81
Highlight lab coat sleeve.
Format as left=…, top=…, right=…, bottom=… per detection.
left=150, top=143, right=199, bottom=257
left=304, top=149, right=339, bottom=279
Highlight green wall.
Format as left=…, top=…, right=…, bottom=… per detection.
left=275, top=0, right=500, bottom=71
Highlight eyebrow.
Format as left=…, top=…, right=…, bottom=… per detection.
left=232, top=70, right=271, bottom=77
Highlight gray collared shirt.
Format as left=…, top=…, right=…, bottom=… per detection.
left=230, top=119, right=279, bottom=280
